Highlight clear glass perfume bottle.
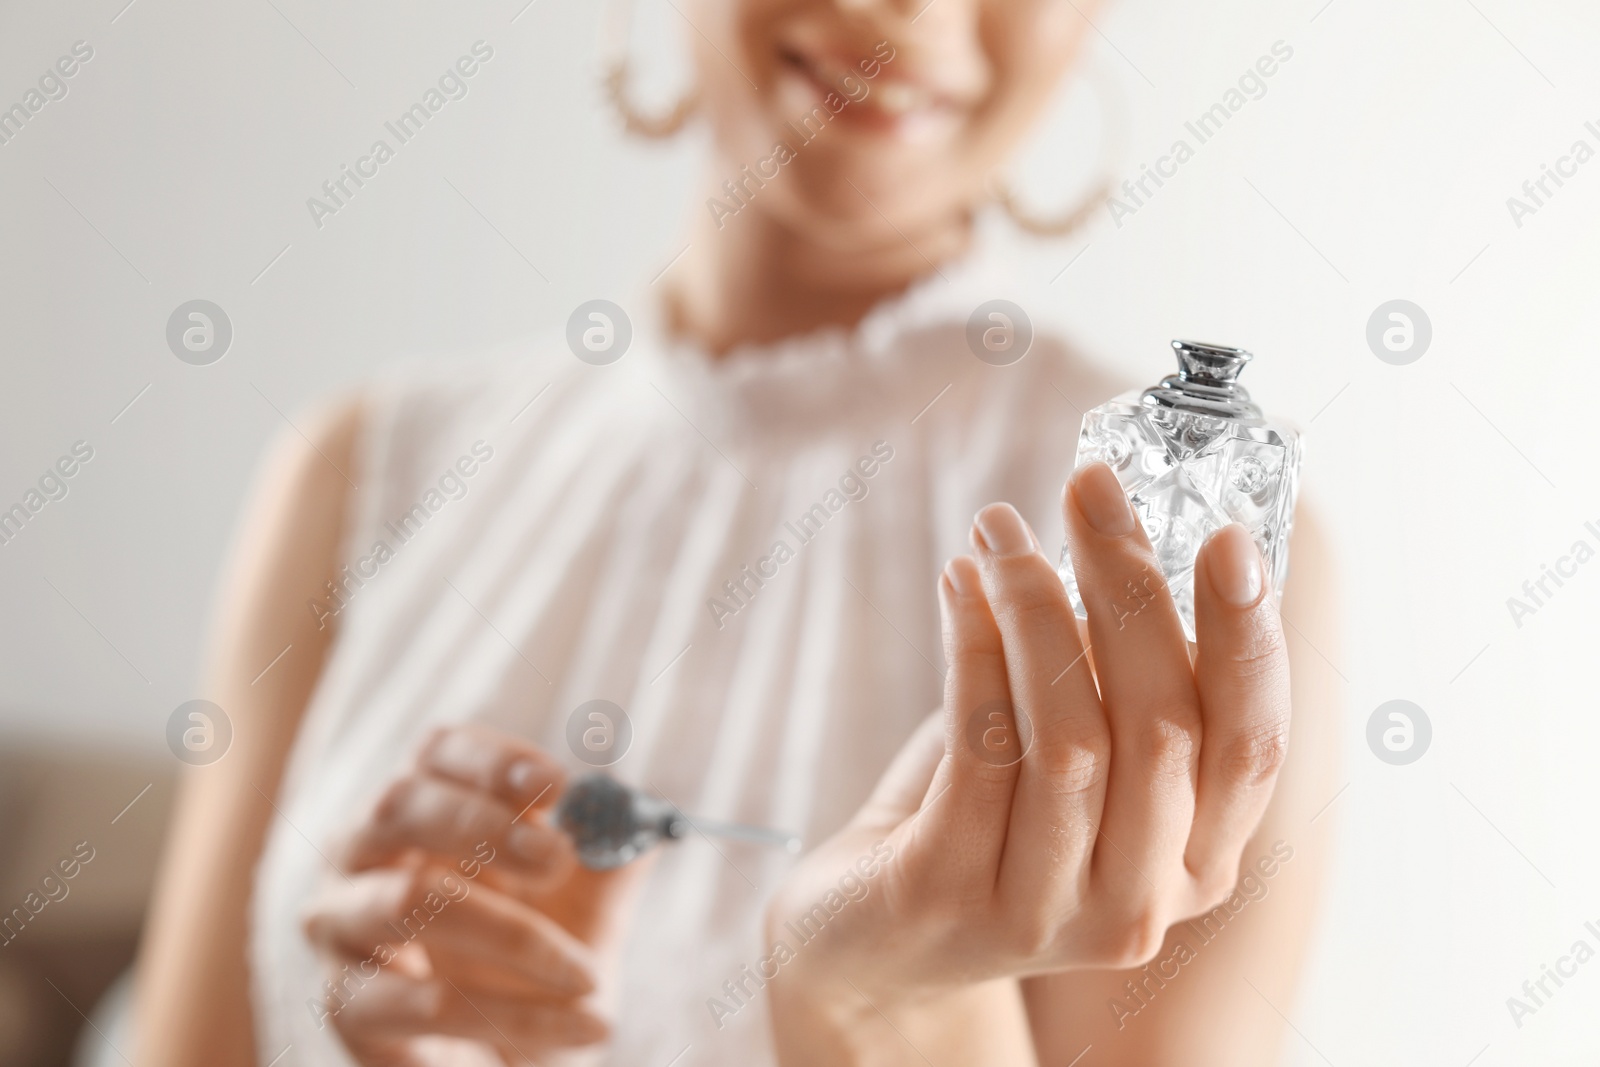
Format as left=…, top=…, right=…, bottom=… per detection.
left=1058, top=340, right=1302, bottom=639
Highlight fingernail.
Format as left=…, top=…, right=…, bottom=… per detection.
left=1207, top=524, right=1264, bottom=607
left=943, top=557, right=981, bottom=597
left=973, top=503, right=1036, bottom=557
left=508, top=822, right=550, bottom=862
left=1071, top=462, right=1134, bottom=536
left=506, top=758, right=541, bottom=797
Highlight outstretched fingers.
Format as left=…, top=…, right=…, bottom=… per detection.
left=1186, top=523, right=1292, bottom=898
left=921, top=554, right=1021, bottom=892
left=1062, top=463, right=1201, bottom=924
left=967, top=503, right=1109, bottom=911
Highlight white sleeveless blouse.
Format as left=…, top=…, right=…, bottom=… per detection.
left=249, top=256, right=1122, bottom=1065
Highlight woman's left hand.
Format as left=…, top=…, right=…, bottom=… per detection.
left=763, top=462, right=1293, bottom=1064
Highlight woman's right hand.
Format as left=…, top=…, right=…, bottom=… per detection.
left=301, top=724, right=641, bottom=1066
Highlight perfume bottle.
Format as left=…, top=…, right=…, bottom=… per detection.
left=1058, top=340, right=1302, bottom=639
left=556, top=774, right=801, bottom=870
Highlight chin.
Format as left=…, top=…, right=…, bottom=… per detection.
left=759, top=182, right=964, bottom=255
left=800, top=157, right=973, bottom=230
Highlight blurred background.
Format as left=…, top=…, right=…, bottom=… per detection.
left=2, top=0, right=1598, bottom=1063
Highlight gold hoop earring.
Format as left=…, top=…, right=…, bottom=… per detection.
left=601, top=0, right=699, bottom=139
left=992, top=58, right=1124, bottom=239
left=993, top=177, right=1111, bottom=238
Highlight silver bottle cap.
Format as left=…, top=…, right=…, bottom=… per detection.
left=1142, top=340, right=1265, bottom=422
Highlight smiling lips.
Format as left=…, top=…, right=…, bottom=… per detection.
left=776, top=42, right=959, bottom=124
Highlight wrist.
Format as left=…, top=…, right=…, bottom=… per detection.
left=765, top=966, right=934, bottom=1067
left=768, top=970, right=1037, bottom=1067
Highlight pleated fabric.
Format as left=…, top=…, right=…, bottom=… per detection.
left=249, top=255, right=1124, bottom=1065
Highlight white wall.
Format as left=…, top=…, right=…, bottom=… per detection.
left=2, top=0, right=1597, bottom=1061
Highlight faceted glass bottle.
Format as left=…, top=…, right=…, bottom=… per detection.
left=1058, top=340, right=1302, bottom=639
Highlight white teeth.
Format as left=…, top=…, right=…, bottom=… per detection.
left=873, top=82, right=924, bottom=115
left=791, top=53, right=936, bottom=116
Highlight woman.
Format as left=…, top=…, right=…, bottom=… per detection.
left=135, top=0, right=1339, bottom=1063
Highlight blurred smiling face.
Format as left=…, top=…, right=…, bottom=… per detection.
left=688, top=0, right=1099, bottom=244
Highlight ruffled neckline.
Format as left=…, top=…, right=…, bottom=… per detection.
left=626, top=247, right=1004, bottom=441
